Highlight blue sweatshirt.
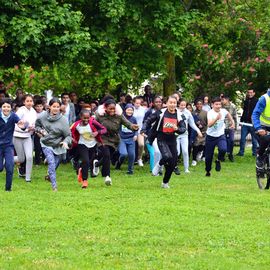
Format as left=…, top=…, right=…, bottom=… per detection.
left=0, top=110, right=20, bottom=146
left=120, top=115, right=138, bottom=139
left=252, top=89, right=270, bottom=130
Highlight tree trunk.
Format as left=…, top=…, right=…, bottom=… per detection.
left=163, top=52, right=176, bottom=97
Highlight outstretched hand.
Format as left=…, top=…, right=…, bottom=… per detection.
left=131, top=124, right=139, bottom=131
left=60, top=142, right=69, bottom=150
left=197, top=131, right=203, bottom=138
left=17, top=120, right=25, bottom=129
left=257, top=129, right=267, bottom=136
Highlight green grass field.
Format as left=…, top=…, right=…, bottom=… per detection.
left=1, top=149, right=270, bottom=270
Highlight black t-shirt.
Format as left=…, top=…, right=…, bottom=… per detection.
left=157, top=110, right=178, bottom=143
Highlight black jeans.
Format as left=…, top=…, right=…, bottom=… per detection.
left=96, top=145, right=117, bottom=177
left=257, top=126, right=270, bottom=156
left=78, top=144, right=97, bottom=180
left=34, top=134, right=44, bottom=165
left=157, top=140, right=178, bottom=184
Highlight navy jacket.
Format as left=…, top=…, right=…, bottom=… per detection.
left=0, top=111, right=20, bottom=146
left=120, top=115, right=138, bottom=139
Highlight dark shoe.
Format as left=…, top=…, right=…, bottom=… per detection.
left=127, top=171, right=133, bottom=175
left=219, top=156, right=225, bottom=162
left=70, top=158, right=79, bottom=171
left=115, top=160, right=121, bottom=170
left=174, top=166, right=181, bottom=175
left=215, top=160, right=221, bottom=172
left=256, top=156, right=265, bottom=170
left=205, top=171, right=211, bottom=177
left=236, top=153, right=243, bottom=156
left=17, top=166, right=26, bottom=178
left=45, top=175, right=51, bottom=182
left=228, top=154, right=234, bottom=162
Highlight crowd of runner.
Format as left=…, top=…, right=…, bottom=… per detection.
left=0, top=81, right=261, bottom=191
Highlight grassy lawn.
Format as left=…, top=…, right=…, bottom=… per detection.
left=0, top=148, right=270, bottom=269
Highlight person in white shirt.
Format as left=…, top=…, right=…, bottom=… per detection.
left=133, top=96, right=147, bottom=166
left=177, top=100, right=202, bottom=173
left=205, top=97, right=235, bottom=177
left=13, top=94, right=37, bottom=182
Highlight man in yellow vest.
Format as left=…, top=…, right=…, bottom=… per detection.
left=252, top=89, right=270, bottom=169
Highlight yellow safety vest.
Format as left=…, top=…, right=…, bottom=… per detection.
left=260, top=94, right=270, bottom=126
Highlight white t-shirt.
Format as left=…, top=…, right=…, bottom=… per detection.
left=63, top=103, right=70, bottom=123
left=133, top=106, right=146, bottom=130
left=206, top=108, right=228, bottom=137
left=76, top=124, right=97, bottom=148
left=14, top=106, right=37, bottom=138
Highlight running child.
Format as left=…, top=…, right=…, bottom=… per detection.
left=205, top=97, right=235, bottom=176
left=71, top=109, right=107, bottom=188
left=0, top=99, right=24, bottom=191
left=35, top=98, right=72, bottom=191
left=13, top=94, right=37, bottom=182
left=115, top=104, right=138, bottom=175
left=141, top=96, right=186, bottom=188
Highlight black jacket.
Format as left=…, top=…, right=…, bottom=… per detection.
left=240, top=96, right=258, bottom=123
left=141, top=108, right=186, bottom=144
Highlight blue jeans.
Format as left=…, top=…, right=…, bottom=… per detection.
left=0, top=145, right=14, bottom=191
left=118, top=138, right=135, bottom=173
left=239, top=125, right=258, bottom=155
left=225, top=129, right=235, bottom=155
left=205, top=135, right=227, bottom=172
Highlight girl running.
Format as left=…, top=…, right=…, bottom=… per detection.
left=95, top=99, right=139, bottom=186
left=13, top=94, right=37, bottom=182
left=141, top=96, right=186, bottom=188
left=176, top=100, right=202, bottom=173
left=35, top=98, right=72, bottom=191
left=71, top=109, right=107, bottom=188
left=133, top=96, right=147, bottom=166
left=115, top=104, right=138, bottom=175
left=143, top=96, right=163, bottom=174
left=0, top=99, right=24, bottom=191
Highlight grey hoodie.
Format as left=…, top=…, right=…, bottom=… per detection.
left=35, top=111, right=72, bottom=155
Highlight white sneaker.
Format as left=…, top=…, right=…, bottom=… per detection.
left=104, top=176, right=112, bottom=186
left=191, top=160, right=197, bottom=166
left=184, top=169, right=190, bottom=173
left=152, top=162, right=161, bottom=176
left=92, top=159, right=99, bottom=176
left=161, top=183, right=170, bottom=189
left=138, top=159, right=144, bottom=167
left=202, top=157, right=205, bottom=162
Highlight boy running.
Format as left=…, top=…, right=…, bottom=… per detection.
left=205, top=97, right=235, bottom=177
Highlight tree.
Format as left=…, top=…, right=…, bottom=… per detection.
left=178, top=0, right=270, bottom=100
left=0, top=0, right=91, bottom=67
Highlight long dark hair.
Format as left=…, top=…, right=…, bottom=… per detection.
left=49, top=98, right=61, bottom=107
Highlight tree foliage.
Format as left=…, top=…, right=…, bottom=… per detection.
left=0, top=0, right=91, bottom=67
left=0, top=0, right=270, bottom=100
